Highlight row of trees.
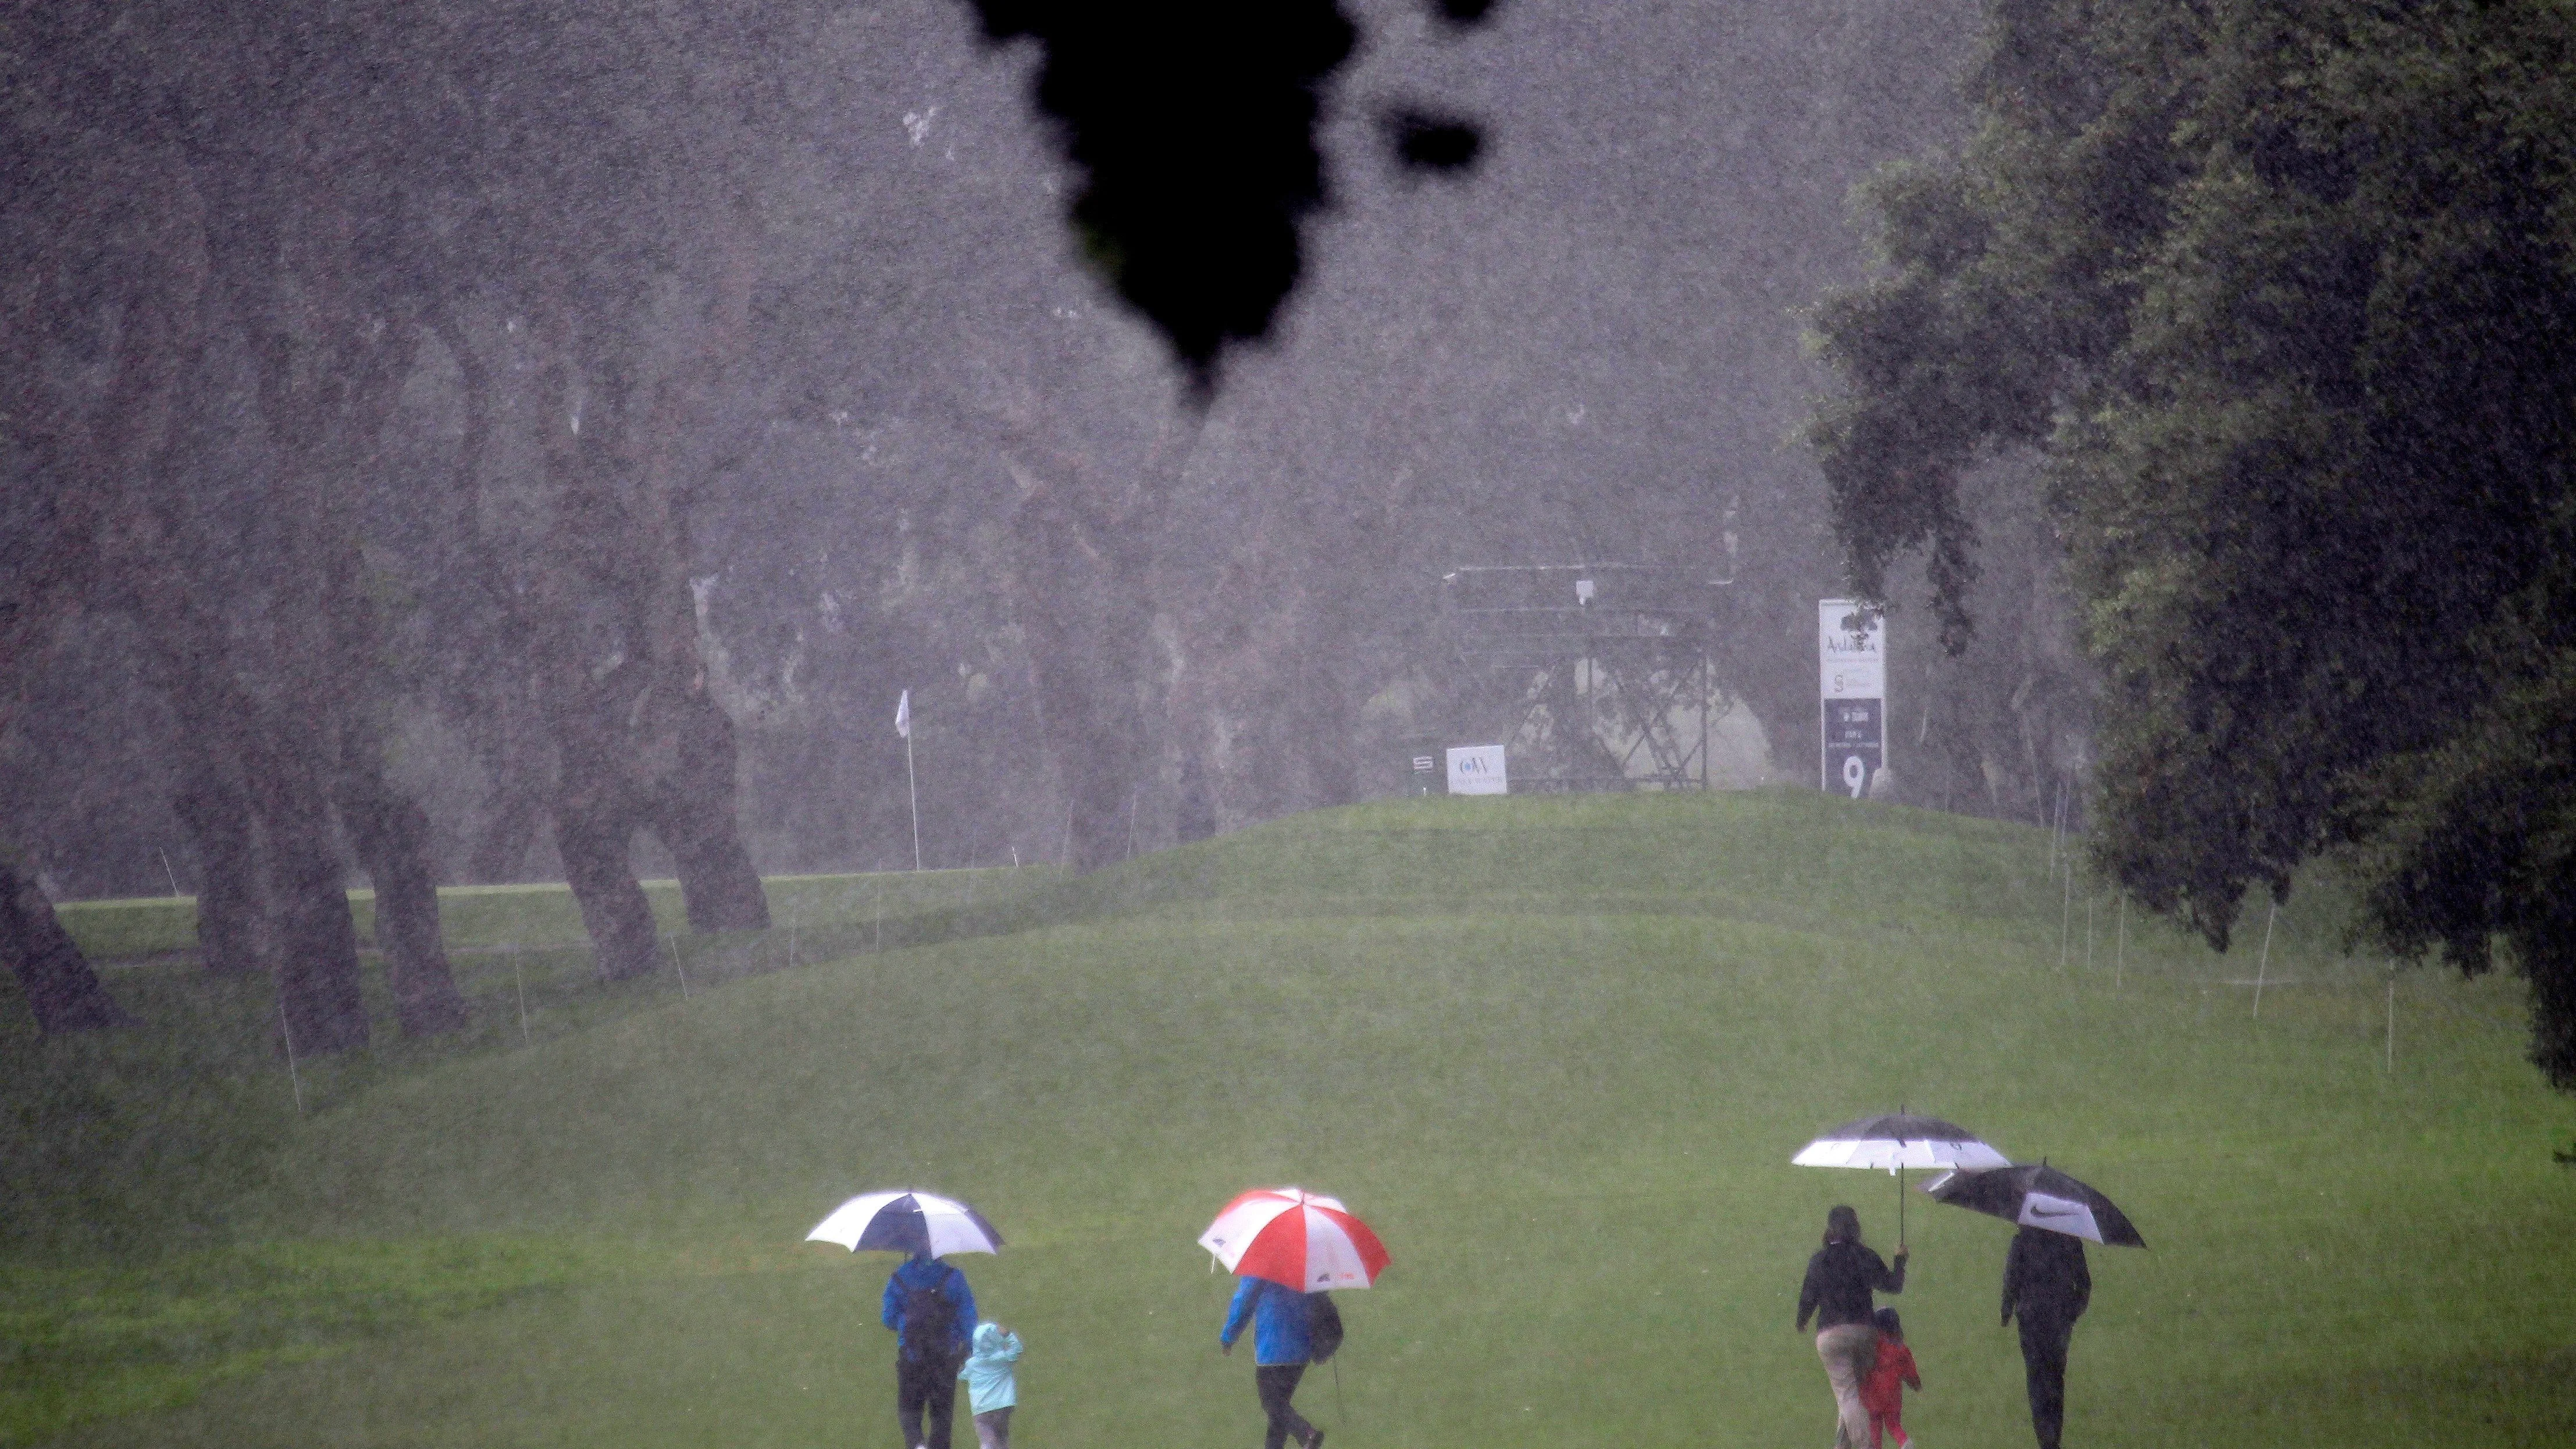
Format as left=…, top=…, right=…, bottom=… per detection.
left=1813, top=0, right=2576, bottom=1082
left=10, top=0, right=2097, bottom=1046
left=2, top=0, right=805, bottom=1045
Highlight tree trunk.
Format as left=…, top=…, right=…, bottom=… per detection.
left=1014, top=530, right=1155, bottom=874
left=169, top=729, right=266, bottom=976
left=246, top=727, right=370, bottom=1055
left=0, top=849, right=133, bottom=1034
left=649, top=686, right=770, bottom=931
left=998, top=422, right=1190, bottom=875
left=335, top=756, right=471, bottom=1037
left=1174, top=753, right=1217, bottom=843
left=1289, top=609, right=1361, bottom=809
left=468, top=784, right=545, bottom=884
left=554, top=774, right=662, bottom=982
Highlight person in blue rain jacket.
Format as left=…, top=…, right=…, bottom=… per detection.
left=1220, top=1274, right=1324, bottom=1449
left=883, top=1252, right=978, bottom=1449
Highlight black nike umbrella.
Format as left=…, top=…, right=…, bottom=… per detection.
left=1922, top=1163, right=2146, bottom=1248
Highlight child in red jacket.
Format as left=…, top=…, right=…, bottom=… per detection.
left=1859, top=1306, right=1922, bottom=1448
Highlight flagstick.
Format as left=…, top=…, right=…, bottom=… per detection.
left=160, top=848, right=181, bottom=898
left=2252, top=903, right=2278, bottom=1018
left=2085, top=896, right=2095, bottom=970
left=873, top=884, right=882, bottom=952
left=905, top=727, right=923, bottom=872
left=668, top=934, right=688, bottom=999
left=515, top=957, right=535, bottom=1038
left=787, top=907, right=797, bottom=970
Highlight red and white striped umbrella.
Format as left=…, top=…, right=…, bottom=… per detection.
left=1197, top=1187, right=1391, bottom=1291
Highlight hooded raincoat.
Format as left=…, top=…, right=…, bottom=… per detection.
left=959, top=1321, right=1021, bottom=1415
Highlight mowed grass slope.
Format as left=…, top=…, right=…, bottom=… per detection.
left=13, top=789, right=2575, bottom=1448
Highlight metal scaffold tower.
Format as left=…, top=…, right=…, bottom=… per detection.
left=1439, top=564, right=1732, bottom=792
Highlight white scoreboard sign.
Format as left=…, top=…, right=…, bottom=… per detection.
left=1819, top=600, right=1886, bottom=799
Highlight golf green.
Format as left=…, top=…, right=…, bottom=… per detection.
left=8, top=791, right=2571, bottom=1447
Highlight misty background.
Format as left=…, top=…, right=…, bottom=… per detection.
left=4, top=0, right=2089, bottom=921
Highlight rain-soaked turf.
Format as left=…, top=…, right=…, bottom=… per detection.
left=6, top=789, right=2570, bottom=1447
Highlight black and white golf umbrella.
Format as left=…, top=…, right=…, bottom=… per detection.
left=1793, top=1112, right=2010, bottom=1245
left=1923, top=1162, right=2145, bottom=1248
left=806, top=1190, right=1003, bottom=1257
left=1792, top=1113, right=2012, bottom=1172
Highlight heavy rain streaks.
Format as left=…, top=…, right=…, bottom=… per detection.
left=6, top=2, right=2576, bottom=1448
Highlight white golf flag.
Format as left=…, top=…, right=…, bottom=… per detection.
left=895, top=689, right=910, bottom=739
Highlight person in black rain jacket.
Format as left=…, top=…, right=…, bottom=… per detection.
left=1795, top=1205, right=1908, bottom=1449
left=2001, top=1226, right=2091, bottom=1449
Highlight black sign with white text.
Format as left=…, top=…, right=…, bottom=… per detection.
left=1825, top=697, right=1883, bottom=799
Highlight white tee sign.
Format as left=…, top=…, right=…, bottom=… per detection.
left=1446, top=745, right=1508, bottom=796
left=1818, top=600, right=1886, bottom=798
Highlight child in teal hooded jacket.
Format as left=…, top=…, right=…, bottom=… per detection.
left=958, top=1320, right=1022, bottom=1449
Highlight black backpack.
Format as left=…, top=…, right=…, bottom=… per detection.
left=900, top=1270, right=958, bottom=1361
left=1306, top=1290, right=1344, bottom=1364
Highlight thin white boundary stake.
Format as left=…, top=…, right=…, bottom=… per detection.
left=668, top=933, right=689, bottom=999
left=2059, top=860, right=2073, bottom=968
left=159, top=848, right=181, bottom=898
left=874, top=883, right=883, bottom=952
left=2386, top=967, right=2397, bottom=1073
left=787, top=907, right=798, bottom=970
left=1011, top=845, right=1020, bottom=868
left=280, top=996, right=305, bottom=1116
left=2115, top=896, right=2128, bottom=987
left=2252, top=903, right=2278, bottom=1018
left=514, top=958, right=533, bottom=1042
left=2085, top=896, right=2096, bottom=971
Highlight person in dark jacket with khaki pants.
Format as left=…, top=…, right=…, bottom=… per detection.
left=2002, top=1226, right=2090, bottom=1449
left=1796, top=1205, right=1908, bottom=1449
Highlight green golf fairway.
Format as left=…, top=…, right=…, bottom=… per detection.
left=9, top=791, right=2573, bottom=1447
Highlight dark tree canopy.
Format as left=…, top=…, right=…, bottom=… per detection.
left=957, top=2, right=1496, bottom=391
left=1811, top=0, right=2576, bottom=1082
left=959, top=3, right=1359, bottom=390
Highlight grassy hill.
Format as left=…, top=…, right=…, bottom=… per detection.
left=6, top=790, right=2571, bottom=1447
